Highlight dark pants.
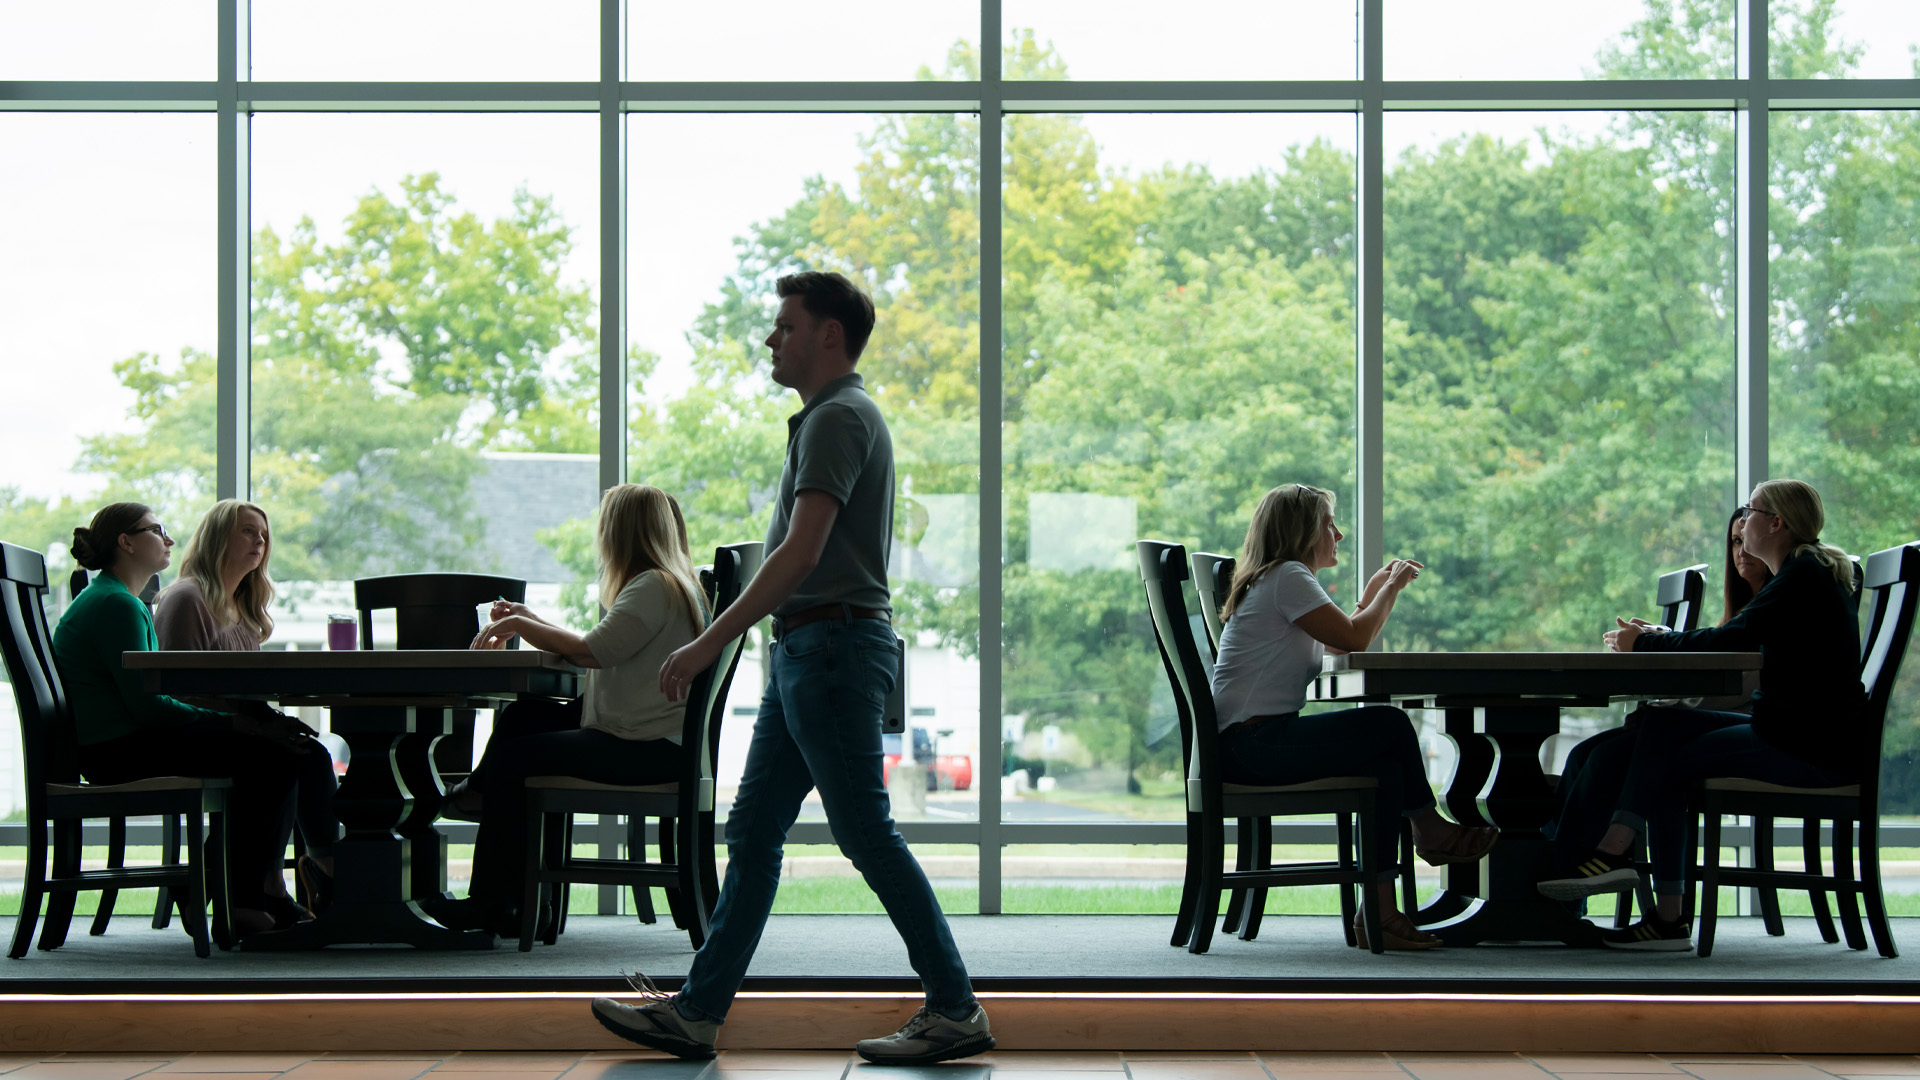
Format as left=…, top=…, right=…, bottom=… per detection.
left=1613, top=706, right=1852, bottom=895
left=79, top=719, right=304, bottom=907
left=464, top=697, right=682, bottom=905
left=292, top=746, right=338, bottom=858
left=1546, top=724, right=1639, bottom=872
left=1218, top=705, right=1435, bottom=881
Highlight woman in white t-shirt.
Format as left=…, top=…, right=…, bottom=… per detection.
left=438, top=483, right=708, bottom=937
left=1210, top=483, right=1496, bottom=950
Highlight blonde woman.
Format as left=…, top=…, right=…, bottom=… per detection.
left=1209, top=484, right=1495, bottom=950
left=1541, top=479, right=1865, bottom=951
left=439, top=484, right=707, bottom=937
left=154, top=499, right=340, bottom=918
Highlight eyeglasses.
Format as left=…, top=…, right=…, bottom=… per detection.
left=126, top=524, right=172, bottom=542
left=1735, top=505, right=1779, bottom=520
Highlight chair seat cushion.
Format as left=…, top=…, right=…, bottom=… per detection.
left=524, top=776, right=679, bottom=795
left=1702, top=777, right=1861, bottom=797
left=47, top=776, right=225, bottom=795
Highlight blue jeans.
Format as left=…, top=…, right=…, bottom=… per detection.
left=676, top=617, right=976, bottom=1022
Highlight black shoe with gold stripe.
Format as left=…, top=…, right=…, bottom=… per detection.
left=1601, top=914, right=1693, bottom=952
left=1536, top=850, right=1642, bottom=900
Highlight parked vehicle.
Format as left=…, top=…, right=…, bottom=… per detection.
left=883, top=727, right=972, bottom=791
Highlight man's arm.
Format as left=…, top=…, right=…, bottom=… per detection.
left=658, top=491, right=840, bottom=699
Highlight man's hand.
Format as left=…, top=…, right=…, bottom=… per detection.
left=1604, top=616, right=1644, bottom=653
left=659, top=635, right=725, bottom=702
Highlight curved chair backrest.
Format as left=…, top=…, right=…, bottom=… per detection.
left=1857, top=542, right=1920, bottom=799
left=681, top=542, right=763, bottom=811
left=1138, top=540, right=1222, bottom=814
left=354, top=573, right=528, bottom=650
left=1656, top=563, right=1708, bottom=632
left=1, top=543, right=77, bottom=824
left=1190, top=551, right=1235, bottom=660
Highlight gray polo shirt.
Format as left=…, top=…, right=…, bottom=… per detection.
left=765, top=372, right=894, bottom=618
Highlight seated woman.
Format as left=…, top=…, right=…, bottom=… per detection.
left=438, top=484, right=706, bottom=937
left=1538, top=479, right=1864, bottom=951
left=1545, top=508, right=1773, bottom=876
left=154, top=499, right=341, bottom=912
left=52, top=502, right=320, bottom=935
left=1210, top=484, right=1496, bottom=951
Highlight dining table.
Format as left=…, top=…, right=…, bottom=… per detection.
left=1306, top=649, right=1761, bottom=947
left=125, top=648, right=579, bottom=950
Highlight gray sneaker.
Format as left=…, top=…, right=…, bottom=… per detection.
left=591, top=974, right=718, bottom=1060
left=856, top=1005, right=995, bottom=1066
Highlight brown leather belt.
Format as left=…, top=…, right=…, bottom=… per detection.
left=771, top=603, right=890, bottom=639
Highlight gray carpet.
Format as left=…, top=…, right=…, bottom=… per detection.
left=1, top=914, right=1913, bottom=988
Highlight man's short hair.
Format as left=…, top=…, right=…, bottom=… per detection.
left=776, top=271, right=876, bottom=362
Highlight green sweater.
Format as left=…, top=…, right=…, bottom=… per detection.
left=52, top=572, right=226, bottom=746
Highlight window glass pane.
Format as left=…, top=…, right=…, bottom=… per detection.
left=1774, top=0, right=1920, bottom=79
left=1383, top=111, right=1737, bottom=654
left=0, top=0, right=212, bottom=80
left=1002, top=113, right=1357, bottom=823
left=1003, top=1, right=1354, bottom=81
left=628, top=113, right=982, bottom=842
left=0, top=114, right=214, bottom=820
left=632, top=1, right=975, bottom=81
left=252, top=0, right=596, bottom=81
left=250, top=114, right=599, bottom=663
left=1768, top=109, right=1920, bottom=826
left=1385, top=0, right=1733, bottom=80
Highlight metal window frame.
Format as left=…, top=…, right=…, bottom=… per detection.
left=5, top=0, right=1919, bottom=915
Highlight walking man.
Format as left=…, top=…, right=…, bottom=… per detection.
left=591, top=271, right=992, bottom=1065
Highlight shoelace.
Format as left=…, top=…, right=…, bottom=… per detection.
left=892, top=1007, right=935, bottom=1037
left=624, top=971, right=671, bottom=1002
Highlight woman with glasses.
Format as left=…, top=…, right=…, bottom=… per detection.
left=1210, top=483, right=1497, bottom=950
left=154, top=499, right=341, bottom=917
left=1538, top=479, right=1864, bottom=951
left=51, top=502, right=320, bottom=935
left=1544, top=508, right=1775, bottom=895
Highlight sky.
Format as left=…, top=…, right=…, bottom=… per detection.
left=2, top=0, right=1916, bottom=503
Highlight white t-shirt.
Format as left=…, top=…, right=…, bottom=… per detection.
left=578, top=570, right=701, bottom=744
left=1208, top=561, right=1334, bottom=731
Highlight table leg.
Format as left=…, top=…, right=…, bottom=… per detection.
left=1415, top=705, right=1602, bottom=947
left=245, top=704, right=492, bottom=951
left=395, top=708, right=462, bottom=904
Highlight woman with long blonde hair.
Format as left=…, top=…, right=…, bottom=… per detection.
left=1543, top=479, right=1866, bottom=951
left=153, top=499, right=341, bottom=919
left=1210, top=483, right=1495, bottom=950
left=439, top=484, right=706, bottom=936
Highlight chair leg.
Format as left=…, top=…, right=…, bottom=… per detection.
left=625, top=815, right=657, bottom=924
left=1221, top=815, right=1252, bottom=935
left=548, top=814, right=572, bottom=944
left=520, top=806, right=546, bottom=952
left=1398, top=820, right=1418, bottom=919
left=1805, top=817, right=1839, bottom=944
left=1857, top=815, right=1899, bottom=959
left=1698, top=809, right=1722, bottom=958
left=290, top=828, right=310, bottom=910
left=37, top=819, right=81, bottom=952
left=696, top=809, right=720, bottom=926
left=1355, top=807, right=1384, bottom=955
left=677, top=814, right=708, bottom=951
left=1754, top=815, right=1784, bottom=937
left=659, top=815, right=692, bottom=931
left=90, top=816, right=128, bottom=937
left=1188, top=814, right=1226, bottom=955
left=181, top=811, right=211, bottom=959
left=1170, top=810, right=1204, bottom=949
left=207, top=806, right=232, bottom=951
left=10, top=818, right=48, bottom=959
left=1238, top=817, right=1271, bottom=941
left=1336, top=812, right=1358, bottom=948
left=153, top=813, right=180, bottom=930
left=1833, top=818, right=1868, bottom=950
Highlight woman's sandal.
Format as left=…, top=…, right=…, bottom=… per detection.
left=1353, top=911, right=1442, bottom=951
left=1415, top=824, right=1500, bottom=867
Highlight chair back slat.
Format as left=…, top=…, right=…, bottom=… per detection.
left=1190, top=551, right=1235, bottom=659
left=1138, top=540, right=1220, bottom=811
left=1656, top=563, right=1708, bottom=631
left=1, top=543, right=76, bottom=816
left=682, top=542, right=763, bottom=804
left=354, top=573, right=528, bottom=650
left=1854, top=542, right=1920, bottom=794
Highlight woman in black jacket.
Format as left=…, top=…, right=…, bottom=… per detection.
left=1537, top=479, right=1864, bottom=951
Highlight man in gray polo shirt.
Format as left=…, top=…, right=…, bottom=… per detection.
left=592, top=271, right=991, bottom=1065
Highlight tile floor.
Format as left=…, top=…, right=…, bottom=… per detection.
left=1, top=1051, right=1916, bottom=1080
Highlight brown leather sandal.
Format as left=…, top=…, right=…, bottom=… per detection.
left=1416, top=824, right=1499, bottom=867
left=1353, top=911, right=1442, bottom=951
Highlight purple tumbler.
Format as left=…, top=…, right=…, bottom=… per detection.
left=327, top=614, right=357, bottom=650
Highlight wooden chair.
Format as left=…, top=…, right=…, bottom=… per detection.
left=517, top=541, right=762, bottom=951
left=1188, top=550, right=1417, bottom=940
left=1690, top=541, right=1916, bottom=959
left=2, top=541, right=232, bottom=959
left=1140, top=540, right=1385, bottom=955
